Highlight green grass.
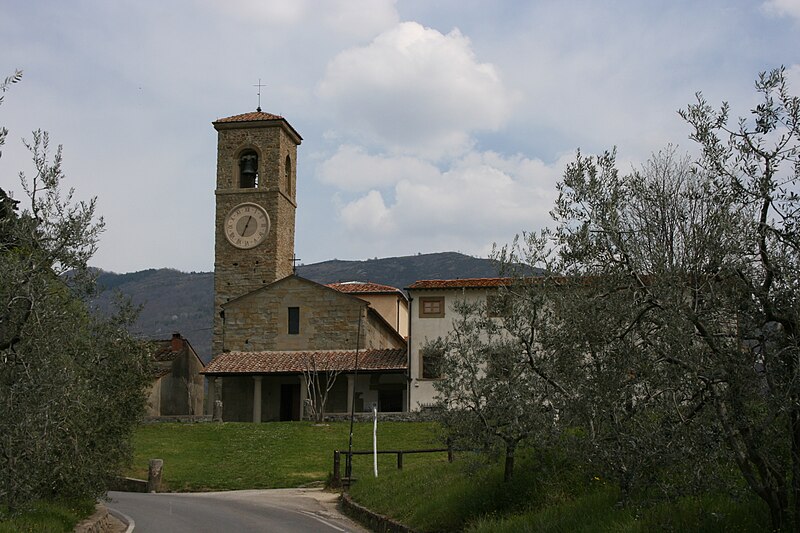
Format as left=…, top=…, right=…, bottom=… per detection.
left=0, top=498, right=95, bottom=533
left=126, top=422, right=770, bottom=531
left=126, top=421, right=442, bottom=491
left=348, top=449, right=771, bottom=533
left=468, top=491, right=769, bottom=532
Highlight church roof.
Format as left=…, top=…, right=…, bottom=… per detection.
left=407, top=277, right=514, bottom=290
left=202, top=348, right=407, bottom=375
left=212, top=110, right=303, bottom=142
left=214, top=110, right=285, bottom=123
left=327, top=281, right=405, bottom=296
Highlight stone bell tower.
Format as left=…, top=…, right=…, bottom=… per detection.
left=212, top=110, right=302, bottom=356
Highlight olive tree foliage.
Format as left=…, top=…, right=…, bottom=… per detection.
left=546, top=67, right=800, bottom=529
left=0, top=73, right=150, bottom=513
left=430, top=289, right=560, bottom=482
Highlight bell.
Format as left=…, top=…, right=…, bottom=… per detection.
left=240, top=155, right=258, bottom=188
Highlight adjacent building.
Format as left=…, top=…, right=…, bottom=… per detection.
left=147, top=333, right=205, bottom=417
left=406, top=278, right=512, bottom=410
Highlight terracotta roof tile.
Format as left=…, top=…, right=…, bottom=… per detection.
left=150, top=339, right=181, bottom=363
left=407, top=278, right=515, bottom=290
left=214, top=110, right=284, bottom=123
left=327, top=281, right=404, bottom=295
left=152, top=367, right=172, bottom=379
left=202, top=348, right=407, bottom=375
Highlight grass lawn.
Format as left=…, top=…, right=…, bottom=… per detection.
left=126, top=421, right=442, bottom=491
left=348, top=449, right=771, bottom=532
left=0, top=499, right=95, bottom=533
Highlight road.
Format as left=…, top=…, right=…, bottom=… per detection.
left=107, top=488, right=369, bottom=533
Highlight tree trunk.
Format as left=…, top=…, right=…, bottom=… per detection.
left=791, top=401, right=800, bottom=532
left=504, top=441, right=516, bottom=482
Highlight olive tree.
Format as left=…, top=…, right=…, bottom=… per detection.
left=431, top=292, right=559, bottom=482
left=0, top=76, right=150, bottom=513
left=549, top=67, right=800, bottom=529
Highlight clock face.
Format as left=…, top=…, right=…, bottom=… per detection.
left=224, top=203, right=270, bottom=249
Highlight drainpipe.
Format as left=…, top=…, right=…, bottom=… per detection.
left=406, top=296, right=413, bottom=413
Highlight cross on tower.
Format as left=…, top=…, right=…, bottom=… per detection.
left=291, top=254, right=302, bottom=274
left=253, top=79, right=266, bottom=112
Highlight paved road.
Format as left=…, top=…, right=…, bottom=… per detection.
left=107, top=488, right=369, bottom=533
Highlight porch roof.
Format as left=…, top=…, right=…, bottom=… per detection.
left=201, top=348, right=407, bottom=376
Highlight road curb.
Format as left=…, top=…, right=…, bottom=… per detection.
left=74, top=503, right=133, bottom=533
left=340, top=493, right=415, bottom=533
left=107, top=505, right=136, bottom=533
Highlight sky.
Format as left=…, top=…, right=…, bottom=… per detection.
left=2, top=0, right=799, bottom=274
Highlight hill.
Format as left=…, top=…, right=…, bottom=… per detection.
left=90, top=252, right=504, bottom=362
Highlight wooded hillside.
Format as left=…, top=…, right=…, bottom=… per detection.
left=89, top=252, right=504, bottom=362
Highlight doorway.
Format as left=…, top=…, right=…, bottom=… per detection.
left=279, top=383, right=300, bottom=421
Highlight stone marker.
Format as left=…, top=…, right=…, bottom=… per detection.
left=147, top=459, right=163, bottom=493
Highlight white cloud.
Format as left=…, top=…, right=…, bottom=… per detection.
left=762, top=0, right=800, bottom=20
left=335, top=150, right=566, bottom=259
left=317, top=145, right=440, bottom=192
left=318, top=21, right=515, bottom=159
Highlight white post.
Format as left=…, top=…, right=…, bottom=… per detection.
left=373, top=403, right=378, bottom=478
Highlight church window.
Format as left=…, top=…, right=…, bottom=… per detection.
left=419, top=297, right=445, bottom=318
left=288, top=307, right=300, bottom=334
left=239, top=150, right=259, bottom=188
left=284, top=155, right=292, bottom=192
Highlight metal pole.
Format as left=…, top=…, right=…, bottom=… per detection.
left=346, top=307, right=363, bottom=480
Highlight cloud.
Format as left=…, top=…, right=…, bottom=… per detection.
left=317, top=21, right=514, bottom=159
left=334, top=150, right=567, bottom=259
left=213, top=0, right=398, bottom=39
left=317, top=145, right=440, bottom=192
left=762, top=0, right=800, bottom=21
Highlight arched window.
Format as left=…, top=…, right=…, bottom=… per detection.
left=284, top=155, right=292, bottom=192
left=239, top=150, right=258, bottom=188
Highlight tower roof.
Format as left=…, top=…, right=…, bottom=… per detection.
left=214, top=110, right=285, bottom=123
left=212, top=110, right=302, bottom=143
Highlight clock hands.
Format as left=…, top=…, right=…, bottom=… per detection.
left=240, top=215, right=253, bottom=237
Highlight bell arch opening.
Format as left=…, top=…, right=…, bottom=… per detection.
left=284, top=155, right=292, bottom=193
left=239, top=150, right=259, bottom=188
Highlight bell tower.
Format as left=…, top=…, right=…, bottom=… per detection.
left=212, top=110, right=302, bottom=356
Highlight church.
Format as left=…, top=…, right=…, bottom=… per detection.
left=201, top=109, right=411, bottom=422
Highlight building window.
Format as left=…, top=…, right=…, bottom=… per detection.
left=419, top=297, right=445, bottom=318
left=421, top=342, right=445, bottom=379
left=239, top=150, right=259, bottom=188
left=288, top=307, right=300, bottom=334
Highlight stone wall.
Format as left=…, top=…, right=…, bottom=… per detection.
left=223, top=277, right=370, bottom=352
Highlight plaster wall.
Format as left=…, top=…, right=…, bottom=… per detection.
left=408, top=288, right=496, bottom=410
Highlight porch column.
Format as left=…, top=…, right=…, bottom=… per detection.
left=347, top=374, right=355, bottom=414
left=213, top=377, right=223, bottom=422
left=253, top=376, right=263, bottom=423
left=206, top=376, right=215, bottom=416
left=299, top=374, right=307, bottom=421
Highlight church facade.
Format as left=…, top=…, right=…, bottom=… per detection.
left=202, top=110, right=410, bottom=422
